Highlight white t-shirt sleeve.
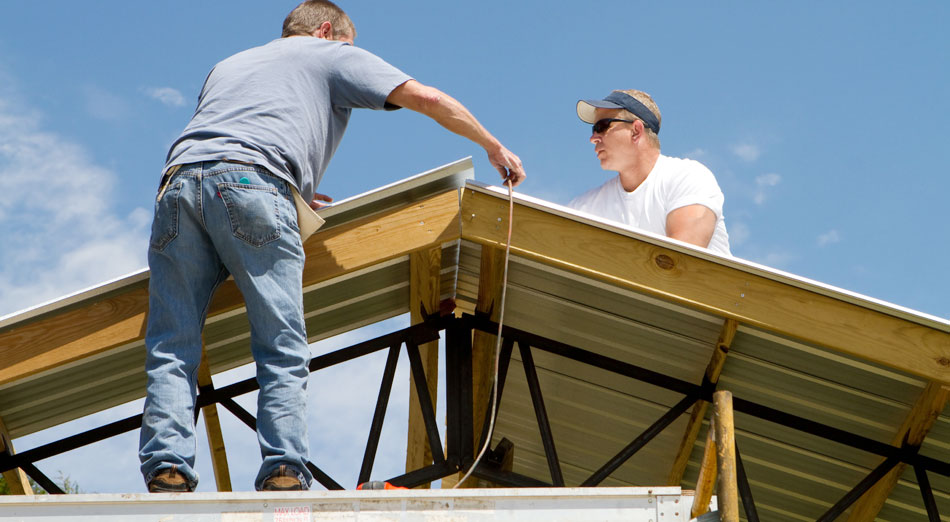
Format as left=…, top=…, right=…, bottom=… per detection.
left=664, top=160, right=725, bottom=219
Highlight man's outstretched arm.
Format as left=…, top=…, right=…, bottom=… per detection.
left=387, top=79, right=525, bottom=187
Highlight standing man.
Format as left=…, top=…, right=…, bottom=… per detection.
left=140, top=0, right=525, bottom=493
left=569, top=90, right=730, bottom=255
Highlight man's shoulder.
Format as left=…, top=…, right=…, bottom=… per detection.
left=568, top=176, right=620, bottom=210
left=656, top=154, right=713, bottom=175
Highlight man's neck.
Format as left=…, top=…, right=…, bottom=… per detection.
left=618, top=148, right=660, bottom=192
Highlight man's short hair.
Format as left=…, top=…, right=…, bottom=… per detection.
left=617, top=90, right=661, bottom=149
left=282, top=0, right=355, bottom=39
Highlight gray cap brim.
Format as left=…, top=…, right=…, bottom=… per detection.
left=576, top=99, right=624, bottom=123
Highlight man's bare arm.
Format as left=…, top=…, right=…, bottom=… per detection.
left=386, top=79, right=525, bottom=187
left=666, top=204, right=717, bottom=248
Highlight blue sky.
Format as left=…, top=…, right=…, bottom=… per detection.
left=0, top=1, right=947, bottom=493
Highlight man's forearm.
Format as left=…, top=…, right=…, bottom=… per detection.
left=387, top=80, right=525, bottom=186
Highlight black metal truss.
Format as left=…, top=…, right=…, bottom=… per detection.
left=462, top=313, right=946, bottom=518
left=0, top=311, right=946, bottom=520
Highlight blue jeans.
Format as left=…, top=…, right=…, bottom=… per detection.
left=139, top=161, right=312, bottom=490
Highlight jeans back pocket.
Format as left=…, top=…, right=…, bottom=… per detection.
left=149, top=181, right=182, bottom=251
left=218, top=182, right=281, bottom=247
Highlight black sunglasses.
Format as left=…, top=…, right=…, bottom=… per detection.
left=592, top=118, right=635, bottom=135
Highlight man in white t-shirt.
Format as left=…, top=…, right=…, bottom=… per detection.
left=568, top=90, right=731, bottom=256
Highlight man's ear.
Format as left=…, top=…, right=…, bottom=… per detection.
left=631, top=119, right=644, bottom=143
left=311, top=21, right=333, bottom=39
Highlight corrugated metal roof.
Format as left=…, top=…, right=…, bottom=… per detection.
left=3, top=159, right=950, bottom=521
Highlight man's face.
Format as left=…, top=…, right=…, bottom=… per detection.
left=589, top=108, right=636, bottom=172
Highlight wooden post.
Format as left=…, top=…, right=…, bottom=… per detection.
left=669, top=318, right=737, bottom=486
left=405, top=247, right=442, bottom=487
left=690, top=424, right=718, bottom=518
left=714, top=390, right=739, bottom=521
left=198, top=347, right=232, bottom=492
left=0, top=415, right=32, bottom=495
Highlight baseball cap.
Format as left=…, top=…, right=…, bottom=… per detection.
left=577, top=91, right=660, bottom=134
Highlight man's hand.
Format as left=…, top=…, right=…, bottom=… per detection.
left=310, top=192, right=333, bottom=210
left=488, top=145, right=525, bottom=187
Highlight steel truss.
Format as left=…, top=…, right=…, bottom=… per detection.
left=0, top=313, right=945, bottom=520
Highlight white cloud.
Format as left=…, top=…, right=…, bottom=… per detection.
left=82, top=84, right=130, bottom=121
left=733, top=143, right=760, bottom=162
left=757, top=250, right=794, bottom=269
left=728, top=221, right=750, bottom=246
left=817, top=229, right=841, bottom=246
left=144, top=86, right=186, bottom=108
left=684, top=148, right=707, bottom=159
left=753, top=173, right=781, bottom=205
left=0, top=96, right=149, bottom=316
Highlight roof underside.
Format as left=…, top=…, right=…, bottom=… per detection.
left=2, top=159, right=949, bottom=520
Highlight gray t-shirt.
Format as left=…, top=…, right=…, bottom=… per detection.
left=165, top=37, right=412, bottom=202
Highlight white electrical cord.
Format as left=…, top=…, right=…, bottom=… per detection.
left=454, top=180, right=514, bottom=488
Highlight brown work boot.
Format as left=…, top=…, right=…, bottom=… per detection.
left=261, top=464, right=304, bottom=491
left=147, top=466, right=193, bottom=493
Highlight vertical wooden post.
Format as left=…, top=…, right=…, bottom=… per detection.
left=714, top=390, right=739, bottom=521
left=690, top=424, right=718, bottom=518
left=405, top=247, right=442, bottom=487
left=0, top=416, right=32, bottom=495
left=198, top=347, right=232, bottom=492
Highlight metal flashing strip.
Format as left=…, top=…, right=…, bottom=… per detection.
left=0, top=269, right=149, bottom=330
left=316, top=157, right=474, bottom=230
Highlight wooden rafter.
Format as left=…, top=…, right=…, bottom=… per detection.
left=0, top=190, right=461, bottom=388
left=0, top=414, right=32, bottom=495
left=669, top=318, right=738, bottom=486
left=405, top=247, right=442, bottom=487
left=845, top=381, right=950, bottom=520
left=459, top=189, right=950, bottom=385
left=198, top=347, right=231, bottom=492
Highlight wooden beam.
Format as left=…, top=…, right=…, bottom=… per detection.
left=444, top=245, right=507, bottom=489
left=405, top=247, right=442, bottom=487
left=846, top=381, right=950, bottom=520
left=714, top=391, right=739, bottom=522
left=669, top=319, right=738, bottom=486
left=459, top=189, right=950, bottom=384
left=0, top=190, right=462, bottom=387
left=0, top=285, right=149, bottom=387
left=690, top=424, right=717, bottom=518
left=198, top=346, right=231, bottom=492
left=0, top=415, right=32, bottom=495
